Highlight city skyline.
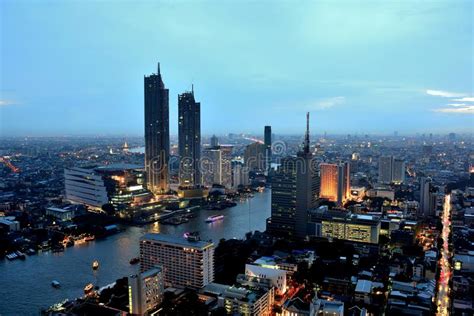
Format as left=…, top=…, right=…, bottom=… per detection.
left=1, top=0, right=473, bottom=137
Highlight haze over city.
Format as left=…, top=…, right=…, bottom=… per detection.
left=1, top=0, right=473, bottom=136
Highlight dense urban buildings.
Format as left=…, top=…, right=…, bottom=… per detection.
left=128, top=267, right=164, bottom=315
left=139, top=233, right=215, bottom=290
left=144, top=63, right=170, bottom=194
left=178, top=87, right=201, bottom=187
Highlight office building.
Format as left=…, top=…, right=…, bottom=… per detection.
left=128, top=267, right=164, bottom=315
left=219, top=145, right=233, bottom=188
left=308, top=207, right=381, bottom=244
left=140, top=233, right=214, bottom=289
left=210, top=135, right=219, bottom=147
left=202, top=147, right=222, bottom=187
left=178, top=88, right=201, bottom=187
left=244, top=142, right=266, bottom=172
left=319, top=162, right=350, bottom=205
left=64, top=164, right=151, bottom=209
left=264, top=126, right=272, bottom=172
left=144, top=63, right=170, bottom=194
left=267, top=113, right=319, bottom=239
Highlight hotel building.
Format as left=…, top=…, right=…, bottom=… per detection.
left=140, top=233, right=214, bottom=289
left=319, top=162, right=350, bottom=205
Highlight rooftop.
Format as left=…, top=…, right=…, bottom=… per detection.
left=141, top=233, right=214, bottom=250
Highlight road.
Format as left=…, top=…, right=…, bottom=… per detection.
left=436, top=193, right=452, bottom=316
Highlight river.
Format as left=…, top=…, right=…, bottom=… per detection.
left=0, top=190, right=271, bottom=315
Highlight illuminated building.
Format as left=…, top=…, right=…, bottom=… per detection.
left=144, top=63, right=170, bottom=194
left=128, top=267, right=164, bottom=315
left=232, top=162, right=250, bottom=189
left=319, top=162, right=350, bottom=205
left=267, top=113, right=319, bottom=239
left=64, top=164, right=151, bottom=209
left=264, top=126, right=272, bottom=172
left=308, top=208, right=381, bottom=244
left=244, top=142, right=266, bottom=172
left=203, top=283, right=274, bottom=316
left=140, top=233, right=214, bottom=289
left=178, top=87, right=201, bottom=187
left=245, top=257, right=287, bottom=295
left=392, top=158, right=405, bottom=184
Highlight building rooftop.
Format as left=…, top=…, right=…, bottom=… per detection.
left=141, top=233, right=214, bottom=250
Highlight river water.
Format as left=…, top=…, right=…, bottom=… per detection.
left=0, top=190, right=271, bottom=315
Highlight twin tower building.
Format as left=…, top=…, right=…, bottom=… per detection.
left=144, top=63, right=201, bottom=194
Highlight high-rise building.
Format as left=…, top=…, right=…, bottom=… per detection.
left=264, top=126, right=272, bottom=172
left=244, top=142, right=266, bottom=172
left=378, top=156, right=405, bottom=184
left=319, top=162, right=350, bottom=206
left=210, top=135, right=219, bottom=147
left=144, top=63, right=169, bottom=194
left=419, top=177, right=436, bottom=217
left=378, top=156, right=393, bottom=184
left=178, top=88, right=201, bottom=187
left=201, top=148, right=222, bottom=187
left=232, top=162, right=250, bottom=189
left=140, top=233, right=214, bottom=289
left=128, top=267, right=164, bottom=315
left=267, top=113, right=319, bottom=239
left=392, top=158, right=405, bottom=184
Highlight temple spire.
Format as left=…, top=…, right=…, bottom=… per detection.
left=304, top=112, right=310, bottom=154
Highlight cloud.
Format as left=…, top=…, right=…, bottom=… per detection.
left=447, top=103, right=468, bottom=107
left=314, top=96, right=346, bottom=109
left=433, top=105, right=474, bottom=114
left=452, top=97, right=474, bottom=102
left=0, top=100, right=18, bottom=106
left=426, top=89, right=466, bottom=98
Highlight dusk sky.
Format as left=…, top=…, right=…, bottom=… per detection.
left=1, top=0, right=473, bottom=137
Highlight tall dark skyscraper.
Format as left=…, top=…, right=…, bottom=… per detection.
left=178, top=87, right=201, bottom=186
left=264, top=125, right=272, bottom=172
left=144, top=63, right=169, bottom=194
left=267, top=113, right=319, bottom=239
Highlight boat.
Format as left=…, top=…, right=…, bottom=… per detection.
left=183, top=231, right=201, bottom=242
left=51, top=280, right=61, bottom=288
left=84, top=283, right=94, bottom=295
left=205, top=214, right=224, bottom=223
left=92, top=260, right=99, bottom=270
left=15, top=251, right=26, bottom=260
left=84, top=235, right=95, bottom=242
left=26, top=248, right=36, bottom=255
left=129, top=257, right=140, bottom=265
left=6, top=252, right=18, bottom=261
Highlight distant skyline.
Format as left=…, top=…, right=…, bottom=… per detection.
left=1, top=0, right=473, bottom=137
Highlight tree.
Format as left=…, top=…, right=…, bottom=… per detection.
left=101, top=203, right=116, bottom=216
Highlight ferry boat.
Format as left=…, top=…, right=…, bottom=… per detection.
left=84, top=235, right=95, bottom=242
left=183, top=231, right=201, bottom=241
left=129, top=257, right=140, bottom=265
left=92, top=260, right=99, bottom=270
left=51, top=280, right=61, bottom=288
left=84, top=283, right=94, bottom=295
left=205, top=214, right=224, bottom=223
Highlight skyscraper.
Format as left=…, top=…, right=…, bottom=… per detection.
left=144, top=63, right=169, bottom=194
left=378, top=156, right=393, bottom=184
left=178, top=87, right=201, bottom=186
left=264, top=126, right=272, bottom=172
left=378, top=156, right=405, bottom=184
left=244, top=142, right=266, bottom=172
left=319, top=162, right=350, bottom=206
left=267, top=113, right=319, bottom=239
left=392, top=158, right=405, bottom=184
left=419, top=177, right=436, bottom=217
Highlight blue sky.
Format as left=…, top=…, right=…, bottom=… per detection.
left=1, top=0, right=473, bottom=136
